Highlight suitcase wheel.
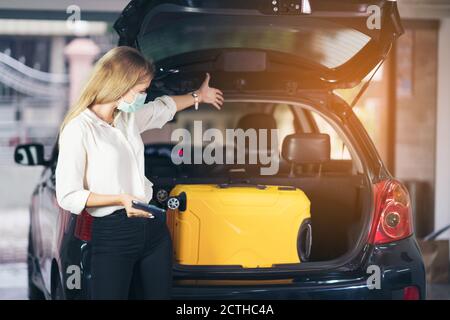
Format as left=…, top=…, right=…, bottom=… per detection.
left=167, top=192, right=187, bottom=212
left=297, top=218, right=312, bottom=262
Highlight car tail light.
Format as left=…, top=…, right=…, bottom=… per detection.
left=403, top=286, right=420, bottom=300
left=74, top=210, right=93, bottom=241
left=369, top=179, right=413, bottom=245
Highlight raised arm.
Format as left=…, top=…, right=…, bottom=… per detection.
left=134, top=73, right=224, bottom=134
left=169, top=73, right=224, bottom=112
left=134, top=95, right=178, bottom=134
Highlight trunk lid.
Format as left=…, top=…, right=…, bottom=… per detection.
left=114, top=0, right=403, bottom=91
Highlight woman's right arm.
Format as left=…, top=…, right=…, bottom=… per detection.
left=85, top=192, right=123, bottom=208
left=55, top=121, right=91, bottom=215
left=86, top=193, right=153, bottom=219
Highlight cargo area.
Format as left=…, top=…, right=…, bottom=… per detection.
left=143, top=101, right=373, bottom=271
left=158, top=172, right=371, bottom=269
left=250, top=173, right=370, bottom=263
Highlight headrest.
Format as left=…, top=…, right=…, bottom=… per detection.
left=236, top=113, right=277, bottom=131
left=282, top=133, right=330, bottom=164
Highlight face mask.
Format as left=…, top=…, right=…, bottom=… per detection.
left=117, top=90, right=147, bottom=113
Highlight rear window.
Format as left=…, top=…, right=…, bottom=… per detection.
left=138, top=12, right=371, bottom=69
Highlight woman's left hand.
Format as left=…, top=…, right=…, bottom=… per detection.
left=197, top=72, right=224, bottom=110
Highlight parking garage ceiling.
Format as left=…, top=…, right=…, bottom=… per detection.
left=0, top=0, right=450, bottom=22
left=0, top=0, right=129, bottom=21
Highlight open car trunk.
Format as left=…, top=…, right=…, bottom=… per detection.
left=112, top=0, right=403, bottom=277
left=145, top=133, right=374, bottom=276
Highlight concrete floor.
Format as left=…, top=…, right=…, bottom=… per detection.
left=0, top=208, right=29, bottom=264
left=0, top=207, right=448, bottom=300
left=427, top=284, right=450, bottom=300
left=0, top=207, right=29, bottom=300
left=0, top=263, right=27, bottom=300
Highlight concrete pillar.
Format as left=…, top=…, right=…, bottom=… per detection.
left=64, top=38, right=100, bottom=107
left=435, top=18, right=450, bottom=239
left=49, top=36, right=66, bottom=74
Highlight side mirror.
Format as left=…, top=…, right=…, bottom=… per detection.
left=14, top=143, right=49, bottom=166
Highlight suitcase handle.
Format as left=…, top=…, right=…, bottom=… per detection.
left=217, top=183, right=267, bottom=190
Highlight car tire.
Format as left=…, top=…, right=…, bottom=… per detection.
left=27, top=228, right=45, bottom=300
left=52, top=273, right=65, bottom=300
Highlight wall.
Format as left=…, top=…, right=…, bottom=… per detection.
left=394, top=23, right=438, bottom=237
left=435, top=18, right=450, bottom=238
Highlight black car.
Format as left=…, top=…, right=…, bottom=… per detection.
left=16, top=0, right=425, bottom=299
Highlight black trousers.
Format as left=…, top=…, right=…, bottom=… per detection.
left=90, top=208, right=173, bottom=300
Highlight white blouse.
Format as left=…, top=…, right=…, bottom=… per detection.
left=55, top=95, right=177, bottom=217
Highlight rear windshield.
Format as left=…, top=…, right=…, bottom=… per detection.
left=141, top=101, right=354, bottom=181
left=138, top=12, right=371, bottom=69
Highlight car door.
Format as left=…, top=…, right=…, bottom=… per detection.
left=35, top=141, right=69, bottom=293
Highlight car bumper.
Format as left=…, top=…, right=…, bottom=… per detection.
left=171, top=237, right=426, bottom=300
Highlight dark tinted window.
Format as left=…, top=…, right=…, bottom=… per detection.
left=138, top=12, right=371, bottom=69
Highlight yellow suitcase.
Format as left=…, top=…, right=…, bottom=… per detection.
left=166, top=184, right=312, bottom=268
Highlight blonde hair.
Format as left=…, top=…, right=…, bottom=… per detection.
left=58, top=46, right=154, bottom=146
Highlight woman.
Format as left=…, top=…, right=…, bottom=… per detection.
left=55, top=46, right=224, bottom=299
